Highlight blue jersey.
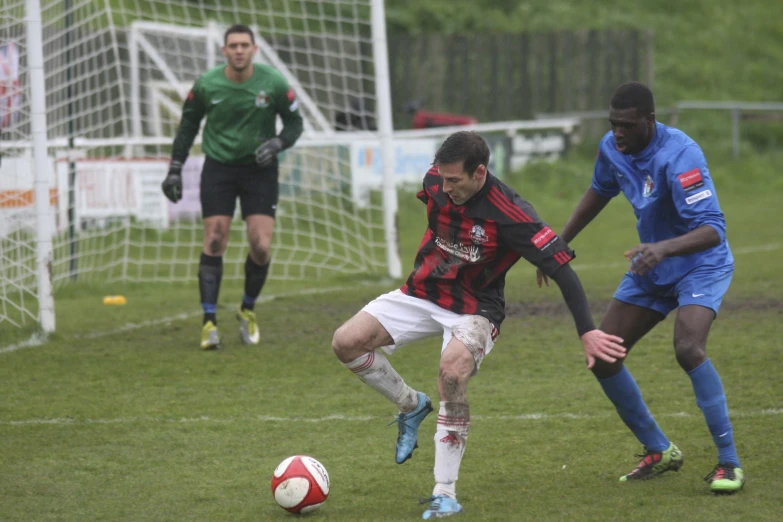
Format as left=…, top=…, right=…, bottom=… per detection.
left=591, top=122, right=733, bottom=286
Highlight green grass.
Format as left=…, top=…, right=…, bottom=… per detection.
left=5, top=3, right=777, bottom=519
left=1, top=152, right=782, bottom=521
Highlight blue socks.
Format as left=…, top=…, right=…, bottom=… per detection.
left=599, top=367, right=670, bottom=452
left=600, top=360, right=740, bottom=467
left=241, top=294, right=256, bottom=311
left=202, top=303, right=217, bottom=325
left=688, top=359, right=740, bottom=467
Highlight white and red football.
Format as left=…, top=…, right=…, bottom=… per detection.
left=271, top=455, right=330, bottom=514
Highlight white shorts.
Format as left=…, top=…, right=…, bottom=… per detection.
left=361, top=289, right=498, bottom=371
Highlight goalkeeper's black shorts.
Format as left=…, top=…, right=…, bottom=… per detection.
left=200, top=156, right=279, bottom=219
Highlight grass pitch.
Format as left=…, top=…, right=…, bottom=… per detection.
left=1, top=156, right=782, bottom=521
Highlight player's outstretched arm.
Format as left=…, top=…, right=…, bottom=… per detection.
left=560, top=187, right=612, bottom=244
left=548, top=264, right=626, bottom=368
left=536, top=188, right=611, bottom=288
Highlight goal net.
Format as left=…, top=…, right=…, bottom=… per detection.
left=0, top=0, right=399, bottom=334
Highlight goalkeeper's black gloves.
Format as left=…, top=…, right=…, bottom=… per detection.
left=161, top=160, right=183, bottom=203
left=255, top=137, right=285, bottom=167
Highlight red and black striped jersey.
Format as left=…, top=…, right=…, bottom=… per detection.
left=400, top=167, right=574, bottom=329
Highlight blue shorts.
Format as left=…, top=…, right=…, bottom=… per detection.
left=613, top=267, right=733, bottom=317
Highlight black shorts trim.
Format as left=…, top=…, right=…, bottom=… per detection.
left=200, top=157, right=279, bottom=219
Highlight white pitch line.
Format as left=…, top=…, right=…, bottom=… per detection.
left=75, top=285, right=367, bottom=341
left=75, top=311, right=201, bottom=340
left=2, top=408, right=780, bottom=427
left=732, top=242, right=781, bottom=254
left=0, top=332, right=48, bottom=354
left=0, top=284, right=377, bottom=353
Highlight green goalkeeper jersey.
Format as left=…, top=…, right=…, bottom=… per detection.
left=172, top=64, right=304, bottom=165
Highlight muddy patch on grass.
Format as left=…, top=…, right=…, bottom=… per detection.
left=505, top=300, right=609, bottom=318
left=721, top=297, right=783, bottom=312
left=280, top=292, right=783, bottom=322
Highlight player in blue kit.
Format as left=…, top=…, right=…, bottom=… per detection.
left=537, top=82, right=745, bottom=494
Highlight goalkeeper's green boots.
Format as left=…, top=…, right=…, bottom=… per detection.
left=200, top=320, right=221, bottom=350
left=619, top=442, right=683, bottom=481
left=705, top=464, right=745, bottom=494
left=236, top=307, right=260, bottom=345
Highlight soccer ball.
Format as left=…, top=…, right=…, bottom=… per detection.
left=271, top=455, right=330, bottom=514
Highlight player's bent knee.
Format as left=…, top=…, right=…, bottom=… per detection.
left=332, top=326, right=368, bottom=362
left=674, top=340, right=706, bottom=372
left=590, top=358, right=624, bottom=379
left=331, top=327, right=351, bottom=358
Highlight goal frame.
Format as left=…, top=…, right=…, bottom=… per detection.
left=15, top=0, right=401, bottom=335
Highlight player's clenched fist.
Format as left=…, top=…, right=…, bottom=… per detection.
left=624, top=243, right=668, bottom=275
left=255, top=137, right=284, bottom=167
left=162, top=160, right=183, bottom=203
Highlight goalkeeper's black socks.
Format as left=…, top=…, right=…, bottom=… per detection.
left=242, top=254, right=270, bottom=311
left=199, top=253, right=223, bottom=324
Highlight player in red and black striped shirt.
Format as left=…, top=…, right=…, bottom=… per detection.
left=332, top=131, right=624, bottom=518
left=402, top=153, right=575, bottom=329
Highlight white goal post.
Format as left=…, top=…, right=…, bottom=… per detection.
left=0, top=0, right=402, bottom=335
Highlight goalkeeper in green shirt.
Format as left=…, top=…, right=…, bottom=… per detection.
left=161, top=24, right=303, bottom=350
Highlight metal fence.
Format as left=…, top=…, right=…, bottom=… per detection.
left=535, top=102, right=783, bottom=159
left=670, top=101, right=783, bottom=159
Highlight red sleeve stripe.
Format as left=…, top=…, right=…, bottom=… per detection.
left=426, top=165, right=440, bottom=177
left=554, top=251, right=572, bottom=265
left=487, top=187, right=534, bottom=223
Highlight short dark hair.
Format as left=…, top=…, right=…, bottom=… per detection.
left=433, top=131, right=490, bottom=176
left=610, top=81, right=655, bottom=116
left=224, top=24, right=255, bottom=45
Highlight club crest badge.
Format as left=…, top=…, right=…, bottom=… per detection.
left=643, top=175, right=655, bottom=198
left=255, top=90, right=270, bottom=108
left=470, top=224, right=489, bottom=245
